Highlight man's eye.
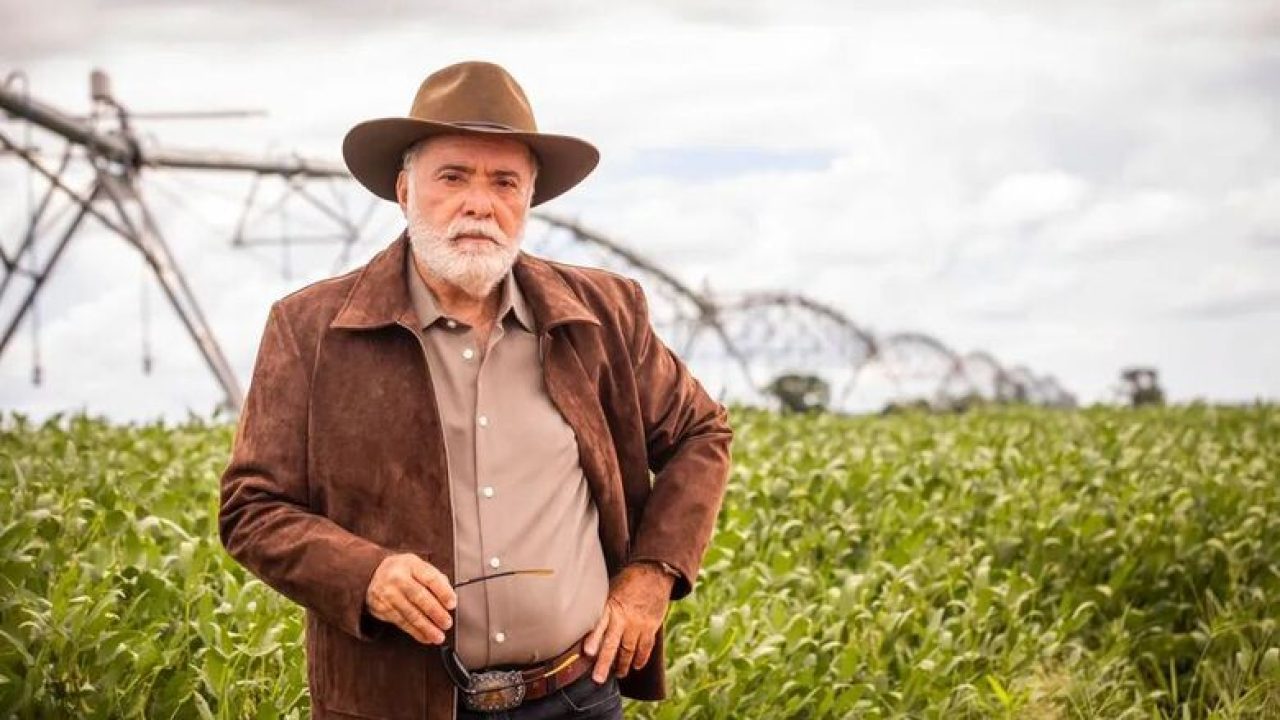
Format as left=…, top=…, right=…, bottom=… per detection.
left=440, top=173, right=463, bottom=183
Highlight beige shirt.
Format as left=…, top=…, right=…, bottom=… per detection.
left=405, top=252, right=610, bottom=669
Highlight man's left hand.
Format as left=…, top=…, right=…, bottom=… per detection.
left=584, top=562, right=675, bottom=682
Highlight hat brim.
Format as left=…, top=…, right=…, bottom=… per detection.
left=342, top=118, right=599, bottom=207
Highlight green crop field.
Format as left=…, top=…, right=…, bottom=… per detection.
left=1, top=405, right=1277, bottom=718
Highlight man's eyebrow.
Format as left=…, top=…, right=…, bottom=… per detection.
left=432, top=163, right=524, bottom=179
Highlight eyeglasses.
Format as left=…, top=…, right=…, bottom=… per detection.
left=441, top=568, right=557, bottom=694
left=453, top=567, right=552, bottom=590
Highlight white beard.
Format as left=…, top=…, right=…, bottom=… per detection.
left=405, top=201, right=522, bottom=299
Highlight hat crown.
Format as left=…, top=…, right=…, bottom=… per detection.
left=408, top=61, right=538, bottom=132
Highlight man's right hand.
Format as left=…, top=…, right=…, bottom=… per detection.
left=364, top=553, right=458, bottom=645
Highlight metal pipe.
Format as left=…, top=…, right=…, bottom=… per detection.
left=0, top=81, right=349, bottom=178
left=0, top=82, right=136, bottom=163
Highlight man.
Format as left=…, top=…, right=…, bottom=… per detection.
left=219, top=60, right=733, bottom=720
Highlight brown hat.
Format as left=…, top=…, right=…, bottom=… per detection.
left=342, top=61, right=599, bottom=207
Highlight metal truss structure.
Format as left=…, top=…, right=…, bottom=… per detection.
left=526, top=217, right=1076, bottom=412
left=3, top=69, right=1075, bottom=415
left=1, top=70, right=380, bottom=412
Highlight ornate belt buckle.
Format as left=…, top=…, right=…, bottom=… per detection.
left=461, top=669, right=527, bottom=712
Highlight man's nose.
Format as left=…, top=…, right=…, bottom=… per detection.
left=460, top=182, right=496, bottom=218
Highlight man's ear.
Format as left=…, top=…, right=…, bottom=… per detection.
left=395, top=170, right=409, bottom=213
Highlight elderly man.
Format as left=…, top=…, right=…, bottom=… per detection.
left=219, top=61, right=732, bottom=720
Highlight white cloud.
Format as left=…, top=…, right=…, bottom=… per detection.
left=980, top=172, right=1089, bottom=229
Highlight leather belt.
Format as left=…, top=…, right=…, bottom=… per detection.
left=459, top=638, right=593, bottom=713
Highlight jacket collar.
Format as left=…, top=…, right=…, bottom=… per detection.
left=330, top=230, right=601, bottom=333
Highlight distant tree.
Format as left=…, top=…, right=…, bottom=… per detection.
left=1120, top=367, right=1165, bottom=406
left=765, top=373, right=830, bottom=413
left=881, top=398, right=934, bottom=415
left=945, top=391, right=988, bottom=414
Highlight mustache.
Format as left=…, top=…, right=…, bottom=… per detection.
left=447, top=218, right=508, bottom=244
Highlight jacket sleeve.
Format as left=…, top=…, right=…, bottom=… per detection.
left=218, top=300, right=395, bottom=641
left=623, top=279, right=733, bottom=600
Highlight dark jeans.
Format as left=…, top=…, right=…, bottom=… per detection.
left=457, top=673, right=623, bottom=720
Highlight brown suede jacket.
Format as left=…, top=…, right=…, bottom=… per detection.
left=218, top=232, right=733, bottom=720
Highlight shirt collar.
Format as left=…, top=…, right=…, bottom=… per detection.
left=405, top=251, right=535, bottom=333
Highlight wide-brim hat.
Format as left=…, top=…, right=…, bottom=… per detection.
left=342, top=61, right=599, bottom=207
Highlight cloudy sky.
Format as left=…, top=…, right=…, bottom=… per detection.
left=1, top=0, right=1277, bottom=421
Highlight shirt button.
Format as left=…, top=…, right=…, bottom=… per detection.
left=477, top=415, right=489, bottom=428
left=494, top=632, right=506, bottom=643
left=481, top=486, right=495, bottom=498
left=489, top=557, right=501, bottom=569
left=462, top=348, right=475, bottom=360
